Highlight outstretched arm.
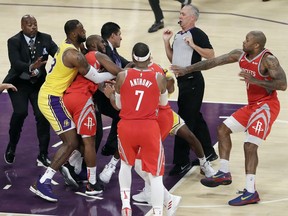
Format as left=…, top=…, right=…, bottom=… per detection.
left=171, top=49, right=242, bottom=77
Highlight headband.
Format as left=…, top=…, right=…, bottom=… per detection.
left=133, top=51, right=151, bottom=62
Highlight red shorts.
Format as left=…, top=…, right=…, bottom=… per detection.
left=118, top=119, right=165, bottom=176
left=224, top=99, right=280, bottom=144
left=63, top=93, right=96, bottom=136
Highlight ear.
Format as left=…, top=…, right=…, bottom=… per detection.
left=254, top=43, right=260, bottom=49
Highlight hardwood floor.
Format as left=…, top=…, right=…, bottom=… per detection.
left=0, top=0, right=287, bottom=215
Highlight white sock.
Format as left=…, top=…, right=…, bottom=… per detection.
left=246, top=174, right=255, bottom=193
left=198, top=157, right=207, bottom=166
left=119, top=160, right=132, bottom=209
left=219, top=159, right=229, bottom=173
left=74, top=157, right=83, bottom=174
left=120, top=189, right=131, bottom=209
left=134, top=159, right=150, bottom=183
left=149, top=174, right=164, bottom=215
left=40, top=167, right=56, bottom=183
left=87, top=166, right=96, bottom=185
left=68, top=150, right=81, bottom=166
left=109, top=156, right=119, bottom=166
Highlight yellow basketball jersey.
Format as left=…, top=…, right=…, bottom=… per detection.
left=41, top=40, right=79, bottom=96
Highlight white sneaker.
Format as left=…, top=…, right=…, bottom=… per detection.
left=165, top=195, right=181, bottom=216
left=200, top=161, right=216, bottom=177
left=99, top=163, right=116, bottom=184
left=121, top=207, right=132, bottom=216
left=132, top=187, right=151, bottom=204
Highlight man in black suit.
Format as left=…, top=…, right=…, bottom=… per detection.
left=3, top=14, right=58, bottom=167
left=94, top=22, right=131, bottom=184
left=95, top=22, right=129, bottom=155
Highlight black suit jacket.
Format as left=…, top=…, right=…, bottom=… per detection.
left=3, top=31, right=58, bottom=86
left=105, top=43, right=130, bottom=68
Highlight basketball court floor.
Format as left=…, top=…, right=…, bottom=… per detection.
left=0, top=0, right=287, bottom=215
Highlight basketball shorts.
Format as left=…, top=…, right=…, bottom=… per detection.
left=63, top=93, right=96, bottom=137
left=38, top=90, right=75, bottom=135
left=118, top=119, right=165, bottom=176
left=224, top=100, right=280, bottom=145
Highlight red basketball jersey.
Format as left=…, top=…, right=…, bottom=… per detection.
left=119, top=68, right=160, bottom=120
left=85, top=51, right=102, bottom=70
left=239, top=49, right=278, bottom=105
left=65, top=51, right=102, bottom=95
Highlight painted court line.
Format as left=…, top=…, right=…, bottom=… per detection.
left=75, top=191, right=103, bottom=200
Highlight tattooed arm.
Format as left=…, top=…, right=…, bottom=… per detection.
left=239, top=54, right=287, bottom=91
left=171, top=49, right=242, bottom=77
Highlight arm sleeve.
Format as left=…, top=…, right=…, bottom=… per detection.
left=115, top=92, right=121, bottom=109
left=84, top=66, right=115, bottom=84
left=159, top=90, right=168, bottom=106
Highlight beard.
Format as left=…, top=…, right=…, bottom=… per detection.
left=77, top=35, right=86, bottom=43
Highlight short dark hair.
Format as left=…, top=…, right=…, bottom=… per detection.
left=132, top=42, right=150, bottom=58
left=64, top=19, right=80, bottom=35
left=101, top=22, right=120, bottom=40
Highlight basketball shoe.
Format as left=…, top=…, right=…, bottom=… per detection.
left=85, top=182, right=103, bottom=196
left=132, top=187, right=151, bottom=204
left=59, top=162, right=79, bottom=188
left=228, top=189, right=260, bottom=206
left=29, top=177, right=58, bottom=202
left=200, top=161, right=216, bottom=177
left=200, top=170, right=232, bottom=187
left=165, top=195, right=182, bottom=216
left=99, top=163, right=116, bottom=184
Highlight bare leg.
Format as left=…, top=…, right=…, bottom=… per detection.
left=51, top=129, right=79, bottom=171
left=82, top=136, right=96, bottom=167
left=176, top=124, right=205, bottom=158
left=244, top=142, right=258, bottom=174
left=217, top=123, right=233, bottom=160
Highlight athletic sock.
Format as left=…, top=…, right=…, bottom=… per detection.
left=246, top=174, right=256, bottom=193
left=40, top=167, right=56, bottom=183
left=87, top=166, right=96, bottom=185
left=219, top=159, right=229, bottom=173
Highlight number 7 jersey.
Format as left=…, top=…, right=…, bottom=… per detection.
left=119, top=68, right=160, bottom=120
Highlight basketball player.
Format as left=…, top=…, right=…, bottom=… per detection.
left=171, top=30, right=287, bottom=206
left=29, top=20, right=115, bottom=202
left=60, top=34, right=123, bottom=188
left=60, top=34, right=122, bottom=195
left=103, top=57, right=215, bottom=216
left=130, top=63, right=216, bottom=212
left=115, top=42, right=167, bottom=216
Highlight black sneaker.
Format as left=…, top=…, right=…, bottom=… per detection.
left=37, top=154, right=51, bottom=167
left=59, top=163, right=79, bottom=188
left=4, top=146, right=15, bottom=164
left=148, top=22, right=164, bottom=33
left=207, top=153, right=218, bottom=162
left=169, top=162, right=192, bottom=176
left=85, top=182, right=103, bottom=196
